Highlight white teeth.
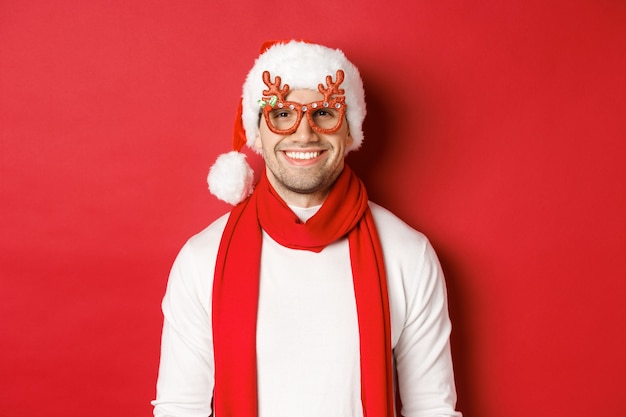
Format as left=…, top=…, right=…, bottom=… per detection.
left=285, top=151, right=320, bottom=160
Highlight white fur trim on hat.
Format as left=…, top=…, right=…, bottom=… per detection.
left=242, top=41, right=366, bottom=153
left=207, top=151, right=254, bottom=205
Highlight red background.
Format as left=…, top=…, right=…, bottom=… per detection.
left=1, top=1, right=625, bottom=416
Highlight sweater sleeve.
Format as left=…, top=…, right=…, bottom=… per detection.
left=393, top=239, right=462, bottom=417
left=152, top=216, right=228, bottom=417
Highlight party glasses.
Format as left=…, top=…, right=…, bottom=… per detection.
left=263, top=99, right=346, bottom=135
left=259, top=69, right=348, bottom=135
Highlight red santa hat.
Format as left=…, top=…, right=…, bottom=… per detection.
left=207, top=40, right=366, bottom=205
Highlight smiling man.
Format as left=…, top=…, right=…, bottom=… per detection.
left=152, top=40, right=462, bottom=417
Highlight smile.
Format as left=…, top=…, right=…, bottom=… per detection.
left=284, top=151, right=321, bottom=160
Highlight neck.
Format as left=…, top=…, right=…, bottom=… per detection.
left=276, top=188, right=329, bottom=208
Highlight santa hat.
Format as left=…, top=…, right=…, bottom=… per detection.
left=207, top=40, right=366, bottom=205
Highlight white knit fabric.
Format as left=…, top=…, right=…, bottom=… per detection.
left=152, top=203, right=462, bottom=417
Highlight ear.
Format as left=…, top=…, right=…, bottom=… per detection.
left=345, top=127, right=353, bottom=147
left=254, top=131, right=263, bottom=150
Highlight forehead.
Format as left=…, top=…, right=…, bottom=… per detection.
left=284, top=88, right=324, bottom=102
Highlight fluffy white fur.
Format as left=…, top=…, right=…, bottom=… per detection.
left=242, top=41, right=366, bottom=153
left=207, top=151, right=254, bottom=205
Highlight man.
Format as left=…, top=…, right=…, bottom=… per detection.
left=152, top=40, right=461, bottom=417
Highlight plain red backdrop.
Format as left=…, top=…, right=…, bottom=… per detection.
left=1, top=1, right=625, bottom=416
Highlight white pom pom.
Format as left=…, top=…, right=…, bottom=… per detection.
left=207, top=151, right=254, bottom=205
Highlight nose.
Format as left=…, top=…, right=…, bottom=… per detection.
left=291, top=115, right=318, bottom=143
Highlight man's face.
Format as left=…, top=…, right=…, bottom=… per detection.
left=254, top=88, right=353, bottom=207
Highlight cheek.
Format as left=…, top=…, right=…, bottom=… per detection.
left=339, top=126, right=353, bottom=148
left=339, top=119, right=353, bottom=147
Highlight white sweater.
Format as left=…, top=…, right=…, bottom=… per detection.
left=152, top=202, right=461, bottom=417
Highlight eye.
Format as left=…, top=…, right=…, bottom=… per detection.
left=312, top=108, right=338, bottom=118
left=270, top=109, right=295, bottom=119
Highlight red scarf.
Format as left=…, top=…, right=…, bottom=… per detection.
left=212, top=166, right=393, bottom=417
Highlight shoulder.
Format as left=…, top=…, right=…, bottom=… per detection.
left=369, top=203, right=448, bottom=347
left=369, top=201, right=431, bottom=255
left=368, top=201, right=442, bottom=299
left=169, top=212, right=230, bottom=283
left=185, top=212, right=230, bottom=254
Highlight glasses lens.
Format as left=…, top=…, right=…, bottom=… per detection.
left=268, top=107, right=299, bottom=131
left=310, top=106, right=342, bottom=131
